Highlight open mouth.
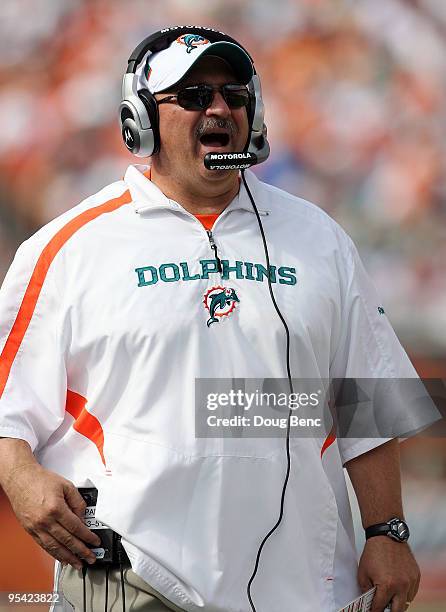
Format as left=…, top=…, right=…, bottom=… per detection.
left=199, top=133, right=230, bottom=147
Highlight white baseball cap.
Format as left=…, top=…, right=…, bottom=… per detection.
left=136, top=33, right=254, bottom=94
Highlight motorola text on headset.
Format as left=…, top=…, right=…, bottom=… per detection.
left=79, top=26, right=294, bottom=612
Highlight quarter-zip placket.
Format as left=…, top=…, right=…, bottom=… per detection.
left=135, top=189, right=269, bottom=283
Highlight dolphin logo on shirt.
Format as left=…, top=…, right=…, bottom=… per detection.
left=203, top=286, right=240, bottom=327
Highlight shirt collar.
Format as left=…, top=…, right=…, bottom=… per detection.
left=124, top=164, right=269, bottom=216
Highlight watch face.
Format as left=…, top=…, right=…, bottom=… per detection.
left=389, top=518, right=410, bottom=542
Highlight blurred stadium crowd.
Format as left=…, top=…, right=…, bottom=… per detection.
left=0, top=0, right=445, bottom=607
left=1, top=0, right=446, bottom=355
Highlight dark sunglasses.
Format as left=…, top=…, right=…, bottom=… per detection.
left=157, top=83, right=250, bottom=111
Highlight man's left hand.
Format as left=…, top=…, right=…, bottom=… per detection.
left=357, top=537, right=420, bottom=612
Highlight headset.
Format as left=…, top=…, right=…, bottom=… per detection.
left=119, top=26, right=270, bottom=165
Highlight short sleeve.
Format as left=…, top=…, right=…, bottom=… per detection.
left=329, top=232, right=419, bottom=464
left=0, top=239, right=67, bottom=451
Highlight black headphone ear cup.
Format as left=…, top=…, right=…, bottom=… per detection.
left=119, top=98, right=155, bottom=157
left=121, top=117, right=141, bottom=154
left=242, top=93, right=256, bottom=152
left=138, top=89, right=160, bottom=155
left=248, top=94, right=256, bottom=129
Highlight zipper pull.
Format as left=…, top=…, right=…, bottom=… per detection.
left=207, top=230, right=223, bottom=274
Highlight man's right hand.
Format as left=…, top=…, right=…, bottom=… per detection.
left=2, top=461, right=101, bottom=570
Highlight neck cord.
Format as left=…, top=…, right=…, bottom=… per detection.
left=82, top=565, right=87, bottom=612
left=104, top=565, right=110, bottom=612
left=119, top=562, right=126, bottom=612
left=241, top=170, right=294, bottom=612
left=117, top=536, right=126, bottom=612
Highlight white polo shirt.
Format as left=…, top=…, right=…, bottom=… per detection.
left=0, top=165, right=418, bottom=611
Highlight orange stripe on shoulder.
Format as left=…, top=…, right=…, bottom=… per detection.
left=0, top=189, right=132, bottom=399
left=66, top=390, right=106, bottom=466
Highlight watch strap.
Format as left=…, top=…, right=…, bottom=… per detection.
left=365, top=523, right=391, bottom=539
left=365, top=517, right=409, bottom=542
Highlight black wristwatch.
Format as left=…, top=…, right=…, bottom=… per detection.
left=365, top=517, right=410, bottom=543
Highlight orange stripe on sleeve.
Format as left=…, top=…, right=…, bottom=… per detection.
left=0, top=189, right=132, bottom=399
left=321, top=399, right=337, bottom=458
left=320, top=424, right=337, bottom=458
left=65, top=390, right=106, bottom=466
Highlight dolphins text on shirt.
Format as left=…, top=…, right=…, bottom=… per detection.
left=135, top=260, right=297, bottom=287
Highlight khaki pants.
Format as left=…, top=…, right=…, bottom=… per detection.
left=60, top=564, right=185, bottom=611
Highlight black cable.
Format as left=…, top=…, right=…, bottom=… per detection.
left=117, top=536, right=126, bottom=612
left=120, top=562, right=126, bottom=612
left=241, top=170, right=294, bottom=612
left=82, top=565, right=88, bottom=612
left=104, top=565, right=110, bottom=612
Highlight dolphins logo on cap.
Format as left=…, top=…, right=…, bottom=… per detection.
left=177, top=34, right=209, bottom=54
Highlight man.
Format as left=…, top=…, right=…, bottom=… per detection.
left=0, top=26, right=420, bottom=612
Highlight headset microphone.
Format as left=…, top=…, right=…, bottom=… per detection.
left=204, top=151, right=258, bottom=170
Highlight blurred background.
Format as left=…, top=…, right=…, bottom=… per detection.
left=0, top=0, right=445, bottom=610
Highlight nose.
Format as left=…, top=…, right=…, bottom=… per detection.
left=205, top=90, right=231, bottom=118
